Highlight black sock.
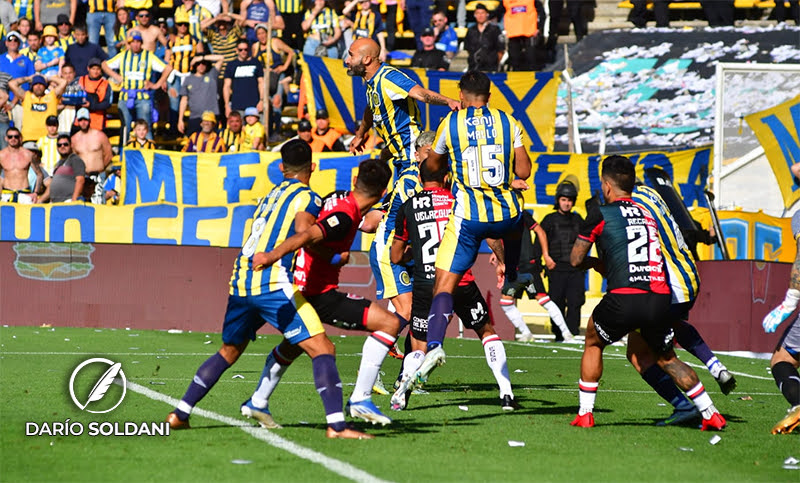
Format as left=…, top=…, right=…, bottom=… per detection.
left=772, top=361, right=800, bottom=406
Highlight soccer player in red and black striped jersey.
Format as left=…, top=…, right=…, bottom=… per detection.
left=569, top=155, right=725, bottom=430
left=245, top=158, right=406, bottom=427
left=389, top=157, right=519, bottom=411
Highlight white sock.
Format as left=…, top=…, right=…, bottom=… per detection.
left=706, top=357, right=725, bottom=378
left=578, top=379, right=598, bottom=415
left=500, top=300, right=531, bottom=335
left=251, top=348, right=293, bottom=408
left=686, top=382, right=714, bottom=414
left=482, top=334, right=513, bottom=398
left=350, top=331, right=396, bottom=402
left=402, top=350, right=425, bottom=380
left=540, top=297, right=570, bottom=337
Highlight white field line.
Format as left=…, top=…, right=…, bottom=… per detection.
left=123, top=380, right=392, bottom=483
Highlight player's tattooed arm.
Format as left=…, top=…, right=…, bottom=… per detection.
left=791, top=236, right=800, bottom=290
left=570, top=238, right=600, bottom=271
left=408, top=85, right=460, bottom=111
left=253, top=224, right=325, bottom=270
left=486, top=238, right=504, bottom=261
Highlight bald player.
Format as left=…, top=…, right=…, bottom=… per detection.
left=346, top=37, right=459, bottom=321
left=1, top=127, right=43, bottom=203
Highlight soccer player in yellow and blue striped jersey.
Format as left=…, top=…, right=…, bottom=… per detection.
left=168, top=140, right=371, bottom=439
left=632, top=183, right=736, bottom=399
left=415, top=71, right=532, bottom=380
left=347, top=38, right=459, bottom=175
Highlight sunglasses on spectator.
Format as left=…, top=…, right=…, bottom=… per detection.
left=6, top=134, right=20, bottom=139
left=58, top=21, right=70, bottom=25
left=58, top=142, right=70, bottom=147
left=6, top=37, right=20, bottom=42
left=237, top=47, right=249, bottom=51
left=138, top=13, right=150, bottom=17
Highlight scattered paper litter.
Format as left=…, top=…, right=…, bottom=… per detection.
left=678, top=447, right=694, bottom=452
left=458, top=405, right=469, bottom=411
left=552, top=350, right=558, bottom=353
left=129, top=347, right=139, bottom=350
left=64, top=338, right=70, bottom=341
left=514, top=369, right=528, bottom=373
left=709, top=435, right=721, bottom=445
left=128, top=333, right=139, bottom=337
left=149, top=381, right=165, bottom=385
left=299, top=421, right=309, bottom=425
left=740, top=396, right=753, bottom=401
left=508, top=441, right=525, bottom=447
left=167, top=329, right=183, bottom=334
left=232, top=374, right=244, bottom=379
left=231, top=460, right=252, bottom=465
left=204, top=340, right=212, bottom=345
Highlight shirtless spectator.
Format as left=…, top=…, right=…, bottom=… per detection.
left=71, top=107, right=111, bottom=204
left=0, top=127, right=43, bottom=203
left=130, top=9, right=167, bottom=53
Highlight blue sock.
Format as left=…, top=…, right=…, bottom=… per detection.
left=641, top=365, right=693, bottom=411
left=312, top=354, right=346, bottom=432
left=426, top=293, right=453, bottom=351
left=673, top=320, right=714, bottom=365
left=395, top=313, right=409, bottom=332
left=174, top=352, right=230, bottom=420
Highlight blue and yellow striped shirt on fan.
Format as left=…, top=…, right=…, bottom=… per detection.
left=276, top=0, right=303, bottom=14
left=106, top=49, right=167, bottom=100
left=365, top=63, right=421, bottom=171
left=632, top=184, right=700, bottom=304
left=432, top=106, right=524, bottom=222
left=229, top=179, right=322, bottom=297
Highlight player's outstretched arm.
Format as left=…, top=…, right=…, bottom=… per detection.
left=253, top=224, right=325, bottom=271
left=763, top=236, right=800, bottom=333
left=408, top=85, right=460, bottom=111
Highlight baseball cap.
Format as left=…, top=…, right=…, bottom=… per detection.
left=46, top=115, right=59, bottom=126
left=76, top=108, right=91, bottom=121
left=88, top=57, right=103, bottom=67
left=6, top=31, right=23, bottom=42
left=244, top=107, right=259, bottom=118
left=23, top=141, right=41, bottom=152
left=315, top=108, right=329, bottom=119
left=201, top=111, right=217, bottom=123
left=421, top=27, right=435, bottom=37
left=297, top=119, right=312, bottom=132
left=57, top=13, right=71, bottom=25
left=255, top=23, right=269, bottom=32
left=129, top=31, right=144, bottom=42
left=31, top=75, right=47, bottom=86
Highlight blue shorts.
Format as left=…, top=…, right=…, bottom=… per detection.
left=436, top=214, right=523, bottom=275
left=369, top=234, right=412, bottom=300
left=222, top=285, right=325, bottom=345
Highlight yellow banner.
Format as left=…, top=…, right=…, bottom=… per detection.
left=525, top=147, right=713, bottom=211
left=120, top=149, right=373, bottom=206
left=745, top=93, right=800, bottom=210
left=302, top=55, right=560, bottom=152
left=693, top=208, right=793, bottom=262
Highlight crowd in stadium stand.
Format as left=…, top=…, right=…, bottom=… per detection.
left=1, top=0, right=798, bottom=204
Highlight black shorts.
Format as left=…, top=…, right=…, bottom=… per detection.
left=305, top=290, right=371, bottom=331
left=411, top=281, right=489, bottom=341
left=592, top=292, right=673, bottom=353
left=501, top=270, right=547, bottom=299
left=668, top=300, right=696, bottom=324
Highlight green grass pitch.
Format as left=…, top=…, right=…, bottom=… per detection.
left=1, top=325, right=797, bottom=483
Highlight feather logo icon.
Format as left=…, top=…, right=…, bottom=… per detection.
left=69, top=358, right=128, bottom=414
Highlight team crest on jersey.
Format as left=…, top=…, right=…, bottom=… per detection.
left=400, top=272, right=411, bottom=286
left=371, top=91, right=380, bottom=106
